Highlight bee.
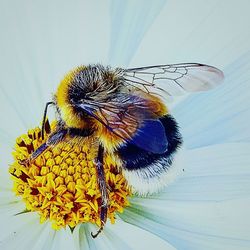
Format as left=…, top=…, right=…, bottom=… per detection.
left=25, top=63, right=224, bottom=237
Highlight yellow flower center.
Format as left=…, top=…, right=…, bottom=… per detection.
left=9, top=121, right=131, bottom=230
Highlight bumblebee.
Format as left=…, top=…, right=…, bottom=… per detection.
left=26, top=63, right=224, bottom=237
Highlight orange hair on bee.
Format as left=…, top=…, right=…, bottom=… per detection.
left=144, top=93, right=168, bottom=116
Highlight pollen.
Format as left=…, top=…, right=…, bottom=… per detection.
left=9, top=121, right=131, bottom=230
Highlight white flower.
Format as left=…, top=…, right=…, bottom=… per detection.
left=1, top=0, right=250, bottom=249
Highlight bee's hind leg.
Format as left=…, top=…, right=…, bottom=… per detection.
left=91, top=144, right=109, bottom=238
left=20, top=129, right=67, bottom=165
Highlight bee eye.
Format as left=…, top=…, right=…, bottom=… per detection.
left=70, top=94, right=79, bottom=102
left=70, top=97, right=80, bottom=103
left=69, top=88, right=85, bottom=104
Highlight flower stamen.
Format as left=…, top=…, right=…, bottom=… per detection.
left=9, top=121, right=131, bottom=230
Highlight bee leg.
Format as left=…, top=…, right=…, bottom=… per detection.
left=19, top=129, right=67, bottom=166
left=41, top=101, right=55, bottom=140
left=91, top=145, right=108, bottom=238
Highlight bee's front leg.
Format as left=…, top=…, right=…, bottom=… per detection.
left=19, top=129, right=67, bottom=166
left=91, top=144, right=108, bottom=238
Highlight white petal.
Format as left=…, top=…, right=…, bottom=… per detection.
left=108, top=0, right=167, bottom=66
left=0, top=212, right=48, bottom=250
left=0, top=140, right=14, bottom=170
left=120, top=203, right=250, bottom=250
left=105, top=219, right=176, bottom=250
left=73, top=221, right=175, bottom=250
left=159, top=143, right=250, bottom=201
left=76, top=223, right=130, bottom=250
left=0, top=171, right=26, bottom=218
left=129, top=197, right=250, bottom=239
left=49, top=227, right=75, bottom=250
left=72, top=225, right=92, bottom=250
left=131, top=1, right=250, bottom=67
left=31, top=223, right=56, bottom=250
left=0, top=211, right=75, bottom=250
left=0, top=164, right=15, bottom=189
left=0, top=200, right=25, bottom=220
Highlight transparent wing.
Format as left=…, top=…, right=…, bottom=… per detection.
left=76, top=94, right=168, bottom=153
left=77, top=95, right=155, bottom=139
left=123, top=63, right=224, bottom=100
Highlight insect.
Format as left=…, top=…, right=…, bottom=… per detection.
left=24, top=63, right=224, bottom=237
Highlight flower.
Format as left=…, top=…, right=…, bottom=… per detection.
left=1, top=0, right=250, bottom=250
left=9, top=120, right=131, bottom=230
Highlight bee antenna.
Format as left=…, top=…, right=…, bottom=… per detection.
left=91, top=224, right=104, bottom=238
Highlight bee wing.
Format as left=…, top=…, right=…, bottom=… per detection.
left=76, top=95, right=168, bottom=153
left=123, top=63, right=224, bottom=100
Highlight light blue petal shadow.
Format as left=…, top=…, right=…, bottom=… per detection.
left=120, top=204, right=250, bottom=250
left=76, top=223, right=132, bottom=250
left=173, top=52, right=250, bottom=149
left=109, top=0, right=167, bottom=67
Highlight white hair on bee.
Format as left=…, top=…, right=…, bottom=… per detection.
left=122, top=147, right=185, bottom=196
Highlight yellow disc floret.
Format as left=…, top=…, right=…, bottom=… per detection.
left=9, top=121, right=131, bottom=230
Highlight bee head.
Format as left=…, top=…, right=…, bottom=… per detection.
left=56, top=64, right=124, bottom=128
left=68, top=64, right=123, bottom=106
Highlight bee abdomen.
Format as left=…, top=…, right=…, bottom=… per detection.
left=118, top=115, right=183, bottom=195
left=119, top=115, right=182, bottom=170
